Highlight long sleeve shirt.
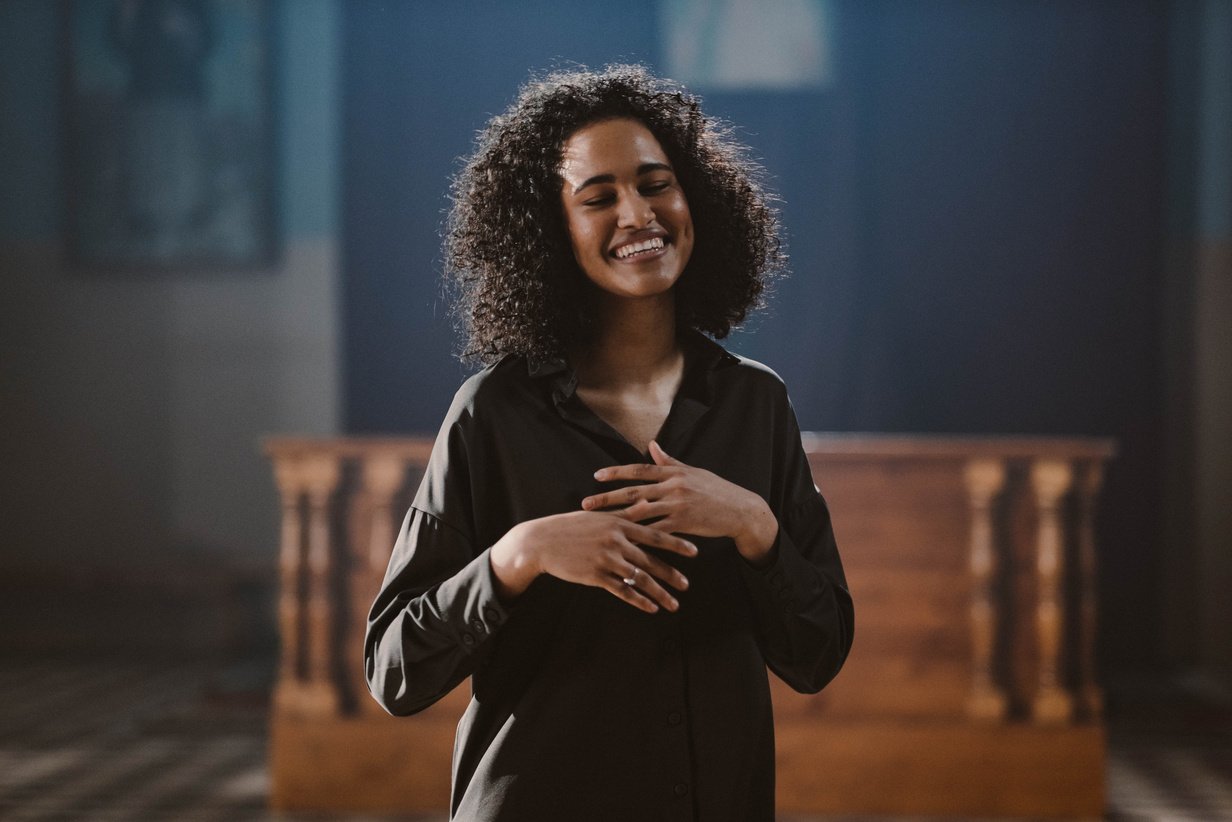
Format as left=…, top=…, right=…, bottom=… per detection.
left=364, top=329, right=854, bottom=822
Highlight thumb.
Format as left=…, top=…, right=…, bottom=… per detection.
left=650, top=440, right=682, bottom=466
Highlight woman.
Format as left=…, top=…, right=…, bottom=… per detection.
left=365, top=65, right=853, bottom=822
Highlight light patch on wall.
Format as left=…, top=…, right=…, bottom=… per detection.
left=660, top=0, right=834, bottom=90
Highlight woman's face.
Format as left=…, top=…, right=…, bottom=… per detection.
left=558, top=117, right=694, bottom=302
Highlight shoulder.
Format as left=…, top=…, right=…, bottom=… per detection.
left=686, top=329, right=789, bottom=398
left=442, top=354, right=539, bottom=426
left=728, top=352, right=787, bottom=388
left=714, top=348, right=792, bottom=404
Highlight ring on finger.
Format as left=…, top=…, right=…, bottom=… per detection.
left=621, top=568, right=639, bottom=587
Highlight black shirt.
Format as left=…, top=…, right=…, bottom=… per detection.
left=365, top=330, right=854, bottom=821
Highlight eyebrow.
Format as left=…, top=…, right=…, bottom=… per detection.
left=571, top=162, right=674, bottom=195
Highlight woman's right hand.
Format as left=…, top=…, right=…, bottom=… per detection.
left=488, top=511, right=697, bottom=613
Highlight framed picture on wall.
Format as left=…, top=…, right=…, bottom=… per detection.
left=63, top=0, right=277, bottom=270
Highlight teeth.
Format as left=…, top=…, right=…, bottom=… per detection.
left=614, top=237, right=665, bottom=259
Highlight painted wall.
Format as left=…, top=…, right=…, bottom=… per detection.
left=1, top=0, right=1227, bottom=688
left=0, top=0, right=341, bottom=651
left=339, top=1, right=1187, bottom=680
left=1182, top=0, right=1232, bottom=692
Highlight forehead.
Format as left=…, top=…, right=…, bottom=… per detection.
left=559, top=118, right=670, bottom=181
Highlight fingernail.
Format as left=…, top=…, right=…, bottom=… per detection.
left=687, top=542, right=698, bottom=554
left=669, top=598, right=679, bottom=610
left=593, top=470, right=604, bottom=480
left=679, top=577, right=689, bottom=589
left=581, top=498, right=593, bottom=509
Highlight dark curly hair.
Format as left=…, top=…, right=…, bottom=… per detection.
left=445, top=64, right=785, bottom=365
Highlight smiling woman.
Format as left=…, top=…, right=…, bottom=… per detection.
left=364, top=65, right=854, bottom=821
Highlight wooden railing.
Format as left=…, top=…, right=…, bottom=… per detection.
left=265, top=433, right=1114, bottom=817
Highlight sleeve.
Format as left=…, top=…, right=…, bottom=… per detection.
left=363, top=393, right=512, bottom=716
left=735, top=389, right=855, bottom=694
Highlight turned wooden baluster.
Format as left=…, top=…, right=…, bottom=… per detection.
left=356, top=455, right=406, bottom=714
left=273, top=457, right=307, bottom=711
left=301, top=454, right=342, bottom=716
left=1030, top=459, right=1074, bottom=724
left=1076, top=461, right=1104, bottom=719
left=965, top=459, right=1008, bottom=721
left=364, top=455, right=405, bottom=578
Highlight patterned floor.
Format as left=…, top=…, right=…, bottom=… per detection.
left=0, top=659, right=1228, bottom=821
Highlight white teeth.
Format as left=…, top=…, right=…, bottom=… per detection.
left=614, top=237, right=665, bottom=259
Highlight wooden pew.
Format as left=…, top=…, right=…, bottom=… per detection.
left=264, top=434, right=1113, bottom=818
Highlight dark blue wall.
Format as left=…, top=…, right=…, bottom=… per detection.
left=342, top=2, right=1169, bottom=673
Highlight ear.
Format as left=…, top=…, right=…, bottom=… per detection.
left=649, top=440, right=683, bottom=466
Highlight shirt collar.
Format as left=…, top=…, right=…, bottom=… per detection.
left=527, top=329, right=737, bottom=452
left=525, top=327, right=737, bottom=397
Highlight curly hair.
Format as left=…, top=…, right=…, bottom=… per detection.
left=445, top=64, right=785, bottom=365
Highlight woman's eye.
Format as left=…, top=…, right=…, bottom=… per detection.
left=582, top=195, right=614, bottom=207
left=642, top=181, right=670, bottom=194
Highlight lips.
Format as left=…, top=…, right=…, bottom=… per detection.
left=611, top=234, right=668, bottom=260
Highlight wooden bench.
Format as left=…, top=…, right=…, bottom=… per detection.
left=265, top=433, right=1113, bottom=818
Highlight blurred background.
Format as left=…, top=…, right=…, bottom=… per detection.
left=1, top=0, right=1229, bottom=819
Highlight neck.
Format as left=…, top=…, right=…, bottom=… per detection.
left=573, top=293, right=680, bottom=388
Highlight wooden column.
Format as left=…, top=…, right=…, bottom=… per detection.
left=1076, top=461, right=1104, bottom=719
left=272, top=457, right=307, bottom=712
left=964, top=459, right=1008, bottom=721
left=301, top=454, right=342, bottom=716
left=1030, top=459, right=1074, bottom=725
left=364, top=456, right=405, bottom=578
left=356, top=455, right=406, bottom=714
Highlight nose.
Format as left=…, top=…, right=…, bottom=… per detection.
left=615, top=190, right=654, bottom=229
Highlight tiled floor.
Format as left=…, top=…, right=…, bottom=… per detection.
left=0, top=659, right=1228, bottom=821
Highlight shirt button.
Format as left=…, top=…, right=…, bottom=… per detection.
left=483, top=607, right=501, bottom=623
left=461, top=632, right=475, bottom=647
left=673, top=782, right=689, bottom=797
left=470, top=618, right=485, bottom=633
left=667, top=711, right=682, bottom=726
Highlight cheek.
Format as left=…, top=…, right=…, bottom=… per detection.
left=570, top=219, right=604, bottom=258
left=676, top=202, right=695, bottom=246
left=672, top=196, right=694, bottom=237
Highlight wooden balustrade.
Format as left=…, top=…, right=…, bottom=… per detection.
left=265, top=433, right=1114, bottom=818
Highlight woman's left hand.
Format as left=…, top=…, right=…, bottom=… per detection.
left=581, top=441, right=779, bottom=566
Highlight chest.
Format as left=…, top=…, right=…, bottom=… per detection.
left=573, top=386, right=674, bottom=456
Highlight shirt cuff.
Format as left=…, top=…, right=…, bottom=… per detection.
left=735, top=525, right=821, bottom=617
left=431, top=545, right=511, bottom=653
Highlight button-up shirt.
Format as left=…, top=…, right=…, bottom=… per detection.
left=365, top=330, right=854, bottom=821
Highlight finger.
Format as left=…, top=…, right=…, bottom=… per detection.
left=601, top=569, right=670, bottom=613
left=582, top=483, right=662, bottom=511
left=644, top=516, right=684, bottom=536
left=626, top=522, right=698, bottom=558
left=593, top=462, right=672, bottom=483
left=604, top=574, right=661, bottom=613
left=649, top=440, right=684, bottom=466
left=614, top=563, right=678, bottom=612
left=609, top=499, right=671, bottom=523
left=627, top=545, right=689, bottom=592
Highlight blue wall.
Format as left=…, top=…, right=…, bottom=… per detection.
left=340, top=1, right=1171, bottom=673
left=342, top=1, right=1167, bottom=434
left=0, top=0, right=339, bottom=244
left=0, top=3, right=60, bottom=241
